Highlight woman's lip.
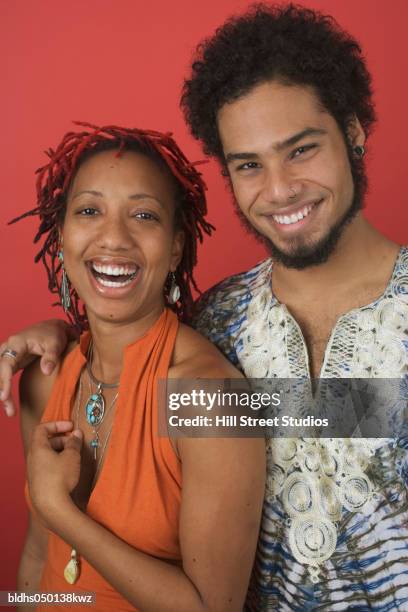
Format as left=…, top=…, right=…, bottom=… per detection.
left=87, top=256, right=140, bottom=264
left=86, top=264, right=142, bottom=298
left=86, top=257, right=140, bottom=270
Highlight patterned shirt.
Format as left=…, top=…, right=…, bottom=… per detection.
left=193, top=247, right=408, bottom=611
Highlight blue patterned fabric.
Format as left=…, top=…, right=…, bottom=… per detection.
left=193, top=248, right=408, bottom=611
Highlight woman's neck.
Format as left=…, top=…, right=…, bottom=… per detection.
left=86, top=304, right=164, bottom=384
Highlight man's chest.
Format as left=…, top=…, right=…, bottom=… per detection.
left=283, top=285, right=394, bottom=378
left=300, top=315, right=337, bottom=379
left=236, top=290, right=407, bottom=380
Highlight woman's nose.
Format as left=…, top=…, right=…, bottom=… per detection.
left=95, top=215, right=133, bottom=251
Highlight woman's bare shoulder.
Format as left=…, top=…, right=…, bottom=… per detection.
left=170, top=323, right=241, bottom=379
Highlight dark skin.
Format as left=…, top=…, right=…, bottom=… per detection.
left=1, top=85, right=399, bottom=395
left=1, top=81, right=401, bottom=612
left=18, top=326, right=265, bottom=611
left=219, top=81, right=399, bottom=377
left=272, top=224, right=399, bottom=377
left=12, top=149, right=266, bottom=611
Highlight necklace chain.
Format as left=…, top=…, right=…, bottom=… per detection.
left=66, top=367, right=118, bottom=586
left=86, top=341, right=120, bottom=389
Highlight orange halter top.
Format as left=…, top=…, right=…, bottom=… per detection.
left=34, top=309, right=181, bottom=611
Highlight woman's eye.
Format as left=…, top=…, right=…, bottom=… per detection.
left=78, top=207, right=98, bottom=216
left=133, top=211, right=157, bottom=221
left=291, top=144, right=317, bottom=159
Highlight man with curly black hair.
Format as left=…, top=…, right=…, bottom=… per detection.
left=181, top=4, right=408, bottom=611
left=182, top=3, right=376, bottom=273
left=1, top=3, right=407, bottom=611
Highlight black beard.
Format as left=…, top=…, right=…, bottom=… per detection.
left=232, top=149, right=367, bottom=271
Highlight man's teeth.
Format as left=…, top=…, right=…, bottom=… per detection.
left=92, top=263, right=137, bottom=276
left=273, top=203, right=314, bottom=225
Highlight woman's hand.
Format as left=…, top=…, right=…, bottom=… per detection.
left=0, top=319, right=75, bottom=416
left=27, top=421, right=83, bottom=525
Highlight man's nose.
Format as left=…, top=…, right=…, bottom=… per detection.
left=260, top=164, right=299, bottom=205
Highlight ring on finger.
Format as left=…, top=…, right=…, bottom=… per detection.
left=1, top=348, right=18, bottom=360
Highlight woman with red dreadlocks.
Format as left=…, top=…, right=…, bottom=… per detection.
left=9, top=123, right=265, bottom=611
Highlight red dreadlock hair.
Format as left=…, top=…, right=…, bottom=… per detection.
left=11, top=121, right=214, bottom=329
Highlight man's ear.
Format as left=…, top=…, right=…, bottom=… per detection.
left=170, top=230, right=185, bottom=272
left=346, top=115, right=366, bottom=148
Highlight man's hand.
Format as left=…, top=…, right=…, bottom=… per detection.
left=0, top=319, right=75, bottom=416
left=27, top=421, right=83, bottom=524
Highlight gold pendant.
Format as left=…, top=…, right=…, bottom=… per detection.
left=64, top=548, right=80, bottom=584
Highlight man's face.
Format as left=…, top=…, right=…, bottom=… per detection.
left=217, top=81, right=364, bottom=269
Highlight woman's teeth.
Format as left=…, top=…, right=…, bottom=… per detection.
left=97, top=277, right=134, bottom=288
left=92, top=263, right=137, bottom=276
left=273, top=203, right=314, bottom=225
left=90, top=262, right=138, bottom=287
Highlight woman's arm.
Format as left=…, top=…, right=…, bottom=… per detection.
left=17, top=513, right=48, bottom=594
left=0, top=319, right=73, bottom=416
left=178, top=436, right=265, bottom=610
left=28, top=422, right=264, bottom=612
left=16, top=357, right=58, bottom=603
left=26, top=323, right=266, bottom=610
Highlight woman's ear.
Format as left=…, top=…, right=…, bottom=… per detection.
left=170, top=230, right=185, bottom=272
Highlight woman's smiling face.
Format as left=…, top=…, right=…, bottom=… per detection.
left=61, top=148, right=184, bottom=326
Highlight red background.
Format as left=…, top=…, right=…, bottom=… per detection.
left=1, top=0, right=407, bottom=592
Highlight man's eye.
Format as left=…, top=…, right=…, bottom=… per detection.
left=291, top=144, right=317, bottom=159
left=236, top=161, right=261, bottom=171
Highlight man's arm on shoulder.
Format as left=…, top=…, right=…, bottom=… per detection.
left=0, top=319, right=75, bottom=416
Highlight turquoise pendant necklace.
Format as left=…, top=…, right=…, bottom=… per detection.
left=85, top=344, right=119, bottom=459
left=85, top=382, right=106, bottom=458
left=65, top=371, right=118, bottom=584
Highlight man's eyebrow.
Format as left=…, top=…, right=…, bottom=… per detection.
left=225, top=152, right=259, bottom=165
left=276, top=127, right=327, bottom=151
left=224, top=127, right=327, bottom=164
